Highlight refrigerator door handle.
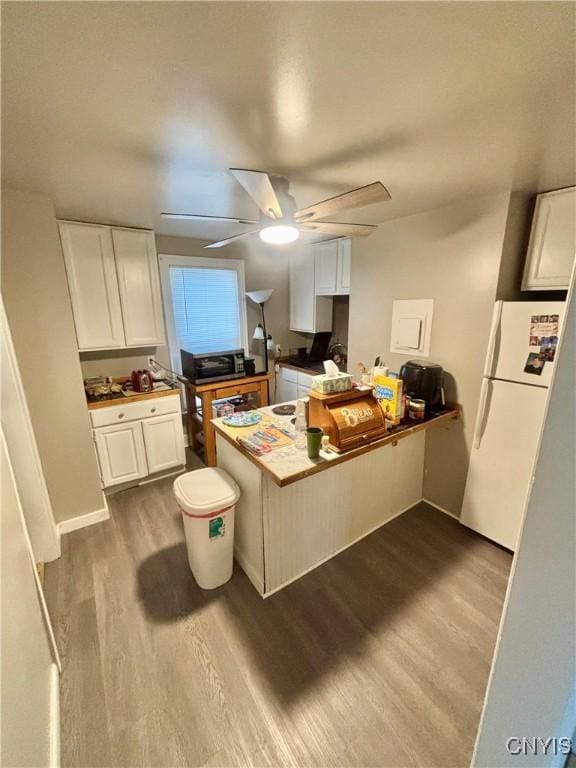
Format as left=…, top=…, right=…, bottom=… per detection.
left=473, top=378, right=491, bottom=449
left=484, top=301, right=503, bottom=377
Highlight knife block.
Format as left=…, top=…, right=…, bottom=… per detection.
left=308, top=388, right=387, bottom=452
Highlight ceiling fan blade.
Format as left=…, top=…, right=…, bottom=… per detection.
left=161, top=212, right=258, bottom=224
left=295, top=182, right=391, bottom=222
left=230, top=169, right=284, bottom=219
left=299, top=222, right=377, bottom=237
left=204, top=229, right=261, bottom=249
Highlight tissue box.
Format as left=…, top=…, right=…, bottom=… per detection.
left=311, top=372, right=353, bottom=394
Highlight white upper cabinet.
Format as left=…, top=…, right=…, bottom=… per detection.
left=314, top=238, right=351, bottom=296
left=522, top=187, right=576, bottom=291
left=289, top=248, right=333, bottom=333
left=315, top=241, right=339, bottom=294
left=112, top=228, right=165, bottom=346
left=337, top=238, right=351, bottom=294
left=59, top=221, right=165, bottom=351
left=59, top=222, right=125, bottom=350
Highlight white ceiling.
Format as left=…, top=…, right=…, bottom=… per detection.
left=2, top=2, right=574, bottom=241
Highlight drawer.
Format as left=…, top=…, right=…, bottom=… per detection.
left=281, top=366, right=298, bottom=384
left=90, top=394, right=181, bottom=428
left=213, top=381, right=259, bottom=399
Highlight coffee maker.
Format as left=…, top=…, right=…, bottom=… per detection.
left=399, top=360, right=444, bottom=408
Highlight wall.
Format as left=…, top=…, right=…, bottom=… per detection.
left=348, top=192, right=511, bottom=515
left=1, top=189, right=106, bottom=524
left=332, top=296, right=350, bottom=349
left=1, top=433, right=58, bottom=768
left=80, top=234, right=308, bottom=379
left=472, top=276, right=575, bottom=767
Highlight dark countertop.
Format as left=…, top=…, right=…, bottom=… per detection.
left=278, top=358, right=342, bottom=375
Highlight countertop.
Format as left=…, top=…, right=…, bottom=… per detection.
left=86, top=383, right=181, bottom=410
left=277, top=359, right=324, bottom=374
left=212, top=403, right=459, bottom=487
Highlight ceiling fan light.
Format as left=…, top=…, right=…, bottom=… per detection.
left=259, top=225, right=300, bottom=245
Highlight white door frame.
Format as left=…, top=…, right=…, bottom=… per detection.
left=1, top=301, right=60, bottom=562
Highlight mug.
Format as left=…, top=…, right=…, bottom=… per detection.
left=306, top=427, right=323, bottom=459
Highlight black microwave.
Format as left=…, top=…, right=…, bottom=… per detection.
left=181, top=349, right=245, bottom=385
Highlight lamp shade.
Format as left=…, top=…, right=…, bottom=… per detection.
left=246, top=289, right=273, bottom=305
left=253, top=323, right=265, bottom=340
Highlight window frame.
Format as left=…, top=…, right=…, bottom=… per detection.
left=158, top=253, right=249, bottom=375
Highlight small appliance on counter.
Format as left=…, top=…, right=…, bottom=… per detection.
left=399, top=360, right=444, bottom=408
left=328, top=339, right=348, bottom=371
left=286, top=331, right=332, bottom=372
left=84, top=376, right=123, bottom=401
left=181, top=349, right=246, bottom=384
left=131, top=369, right=154, bottom=393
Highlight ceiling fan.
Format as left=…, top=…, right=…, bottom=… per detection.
left=161, top=169, right=391, bottom=248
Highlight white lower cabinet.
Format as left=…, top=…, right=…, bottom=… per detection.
left=277, top=377, right=298, bottom=404
left=94, top=422, right=148, bottom=487
left=142, top=413, right=186, bottom=473
left=277, top=366, right=298, bottom=403
left=277, top=367, right=314, bottom=403
left=296, top=372, right=313, bottom=399
left=91, top=394, right=185, bottom=488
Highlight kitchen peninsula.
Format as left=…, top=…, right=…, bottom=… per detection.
left=214, top=403, right=458, bottom=597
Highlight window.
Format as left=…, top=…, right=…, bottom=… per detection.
left=159, top=255, right=248, bottom=374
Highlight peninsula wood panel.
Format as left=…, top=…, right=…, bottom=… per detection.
left=216, top=437, right=265, bottom=594
left=263, top=433, right=425, bottom=594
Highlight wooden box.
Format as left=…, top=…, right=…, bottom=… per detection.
left=308, top=388, right=387, bottom=452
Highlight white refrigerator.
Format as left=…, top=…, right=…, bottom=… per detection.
left=460, top=300, right=565, bottom=550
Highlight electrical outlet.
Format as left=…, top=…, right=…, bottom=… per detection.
left=147, top=355, right=155, bottom=368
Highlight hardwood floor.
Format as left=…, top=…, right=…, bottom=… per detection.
left=44, top=476, right=511, bottom=768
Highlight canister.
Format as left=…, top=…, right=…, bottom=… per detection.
left=409, top=398, right=426, bottom=421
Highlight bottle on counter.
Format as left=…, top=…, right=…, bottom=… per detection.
left=294, top=398, right=308, bottom=450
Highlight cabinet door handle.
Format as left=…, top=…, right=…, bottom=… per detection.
left=118, top=413, right=125, bottom=419
left=150, top=407, right=157, bottom=413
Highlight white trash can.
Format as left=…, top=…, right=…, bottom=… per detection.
left=174, top=468, right=240, bottom=589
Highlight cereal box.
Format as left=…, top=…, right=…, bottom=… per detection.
left=374, top=374, right=403, bottom=425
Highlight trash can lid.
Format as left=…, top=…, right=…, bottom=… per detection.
left=174, top=468, right=240, bottom=516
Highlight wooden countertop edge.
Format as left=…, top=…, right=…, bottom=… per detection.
left=213, top=406, right=460, bottom=487
left=87, top=387, right=181, bottom=410
left=184, top=373, right=272, bottom=393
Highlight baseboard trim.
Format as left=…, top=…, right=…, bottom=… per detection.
left=262, top=499, right=420, bottom=599
left=422, top=497, right=460, bottom=520
left=57, top=498, right=110, bottom=535
left=50, top=662, right=60, bottom=768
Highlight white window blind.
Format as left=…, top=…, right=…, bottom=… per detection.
left=169, top=265, right=243, bottom=356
